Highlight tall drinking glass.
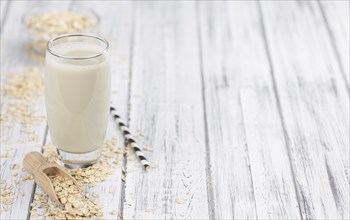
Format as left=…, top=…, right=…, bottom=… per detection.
left=45, top=34, right=110, bottom=168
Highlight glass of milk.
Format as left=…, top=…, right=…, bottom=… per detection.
left=45, top=33, right=110, bottom=168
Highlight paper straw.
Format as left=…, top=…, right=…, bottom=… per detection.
left=110, top=106, right=150, bottom=168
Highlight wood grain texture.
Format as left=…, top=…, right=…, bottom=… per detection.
left=240, top=83, right=301, bottom=219
left=260, top=1, right=350, bottom=219
left=123, top=2, right=209, bottom=219
left=0, top=1, right=70, bottom=219
left=0, top=0, right=9, bottom=27
left=198, top=1, right=301, bottom=219
left=198, top=2, right=257, bottom=218
left=2, top=1, right=350, bottom=219
left=319, top=0, right=350, bottom=88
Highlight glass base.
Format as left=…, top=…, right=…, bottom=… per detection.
left=56, top=148, right=101, bottom=169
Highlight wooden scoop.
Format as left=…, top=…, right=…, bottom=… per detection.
left=23, top=152, right=79, bottom=205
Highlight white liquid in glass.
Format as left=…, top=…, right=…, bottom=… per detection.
left=45, top=41, right=110, bottom=153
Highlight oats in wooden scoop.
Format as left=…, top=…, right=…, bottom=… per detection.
left=45, top=175, right=103, bottom=219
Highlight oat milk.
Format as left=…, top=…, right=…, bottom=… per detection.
left=45, top=41, right=110, bottom=153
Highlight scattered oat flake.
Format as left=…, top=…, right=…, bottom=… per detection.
left=92, top=193, right=99, bottom=198
left=146, top=165, right=158, bottom=171
left=118, top=212, right=124, bottom=218
left=2, top=206, right=8, bottom=212
left=143, top=146, right=153, bottom=152
left=3, top=198, right=14, bottom=205
left=10, top=163, right=18, bottom=169
left=137, top=130, right=146, bottom=137
left=108, top=186, right=116, bottom=194
left=110, top=210, right=118, bottom=215
left=1, top=137, right=9, bottom=142
left=145, top=208, right=153, bottom=213
left=28, top=134, right=39, bottom=142
left=175, top=198, right=186, bottom=204
left=22, top=175, right=34, bottom=181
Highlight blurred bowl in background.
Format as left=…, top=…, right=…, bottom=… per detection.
left=23, top=6, right=100, bottom=54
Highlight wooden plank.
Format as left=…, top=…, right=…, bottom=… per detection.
left=1, top=0, right=9, bottom=27
left=198, top=1, right=300, bottom=219
left=319, top=0, right=350, bottom=88
left=198, top=2, right=256, bottom=219
left=0, top=1, right=69, bottom=219
left=28, top=1, right=133, bottom=219
left=123, top=2, right=209, bottom=219
left=260, top=1, right=350, bottom=219
left=240, top=83, right=300, bottom=219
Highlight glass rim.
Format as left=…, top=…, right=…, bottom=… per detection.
left=47, top=33, right=109, bottom=60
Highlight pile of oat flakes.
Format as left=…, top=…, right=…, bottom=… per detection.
left=25, top=11, right=97, bottom=53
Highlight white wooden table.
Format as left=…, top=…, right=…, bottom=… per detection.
left=1, top=1, right=349, bottom=219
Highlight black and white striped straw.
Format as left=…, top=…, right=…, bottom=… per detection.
left=110, top=106, right=150, bottom=169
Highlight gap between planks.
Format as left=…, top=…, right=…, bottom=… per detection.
left=119, top=1, right=136, bottom=219
left=256, top=1, right=304, bottom=218
left=195, top=2, right=216, bottom=219
left=317, top=1, right=349, bottom=91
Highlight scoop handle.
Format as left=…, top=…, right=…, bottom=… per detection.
left=23, top=152, right=47, bottom=175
